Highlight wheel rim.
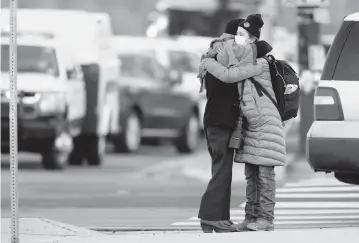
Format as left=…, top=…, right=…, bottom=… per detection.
left=186, top=115, right=199, bottom=150
left=98, top=136, right=106, bottom=156
left=125, top=113, right=141, bottom=151
left=56, top=151, right=69, bottom=168
left=54, top=133, right=72, bottom=168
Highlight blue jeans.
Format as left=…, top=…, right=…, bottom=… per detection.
left=244, top=163, right=276, bottom=222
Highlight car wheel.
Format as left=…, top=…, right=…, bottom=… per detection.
left=115, top=111, right=142, bottom=153
left=335, top=172, right=359, bottom=185
left=41, top=134, right=72, bottom=170
left=85, top=135, right=106, bottom=166
left=175, top=113, right=200, bottom=154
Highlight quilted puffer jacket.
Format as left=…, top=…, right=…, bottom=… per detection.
left=200, top=44, right=286, bottom=167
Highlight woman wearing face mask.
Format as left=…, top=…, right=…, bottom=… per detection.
left=199, top=14, right=287, bottom=232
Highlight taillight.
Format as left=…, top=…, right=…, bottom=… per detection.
left=314, top=87, right=344, bottom=121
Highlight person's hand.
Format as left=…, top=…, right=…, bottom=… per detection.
left=214, top=45, right=225, bottom=54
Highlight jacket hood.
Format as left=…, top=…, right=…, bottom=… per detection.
left=210, top=33, right=235, bottom=48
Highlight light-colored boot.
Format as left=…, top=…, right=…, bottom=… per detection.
left=246, top=218, right=274, bottom=231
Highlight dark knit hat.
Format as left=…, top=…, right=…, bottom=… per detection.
left=255, top=40, right=273, bottom=58
left=224, top=18, right=245, bottom=35
left=239, top=14, right=264, bottom=39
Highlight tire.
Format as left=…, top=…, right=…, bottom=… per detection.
left=115, top=111, right=142, bottom=153
left=85, top=135, right=106, bottom=166
left=335, top=172, right=359, bottom=185
left=41, top=135, right=72, bottom=170
left=175, top=113, right=200, bottom=154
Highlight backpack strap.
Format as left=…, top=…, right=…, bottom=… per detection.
left=249, top=78, right=280, bottom=112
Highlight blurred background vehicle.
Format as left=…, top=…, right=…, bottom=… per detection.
left=307, top=12, right=359, bottom=186
left=0, top=31, right=85, bottom=170
left=2, top=0, right=359, bottom=231
left=1, top=8, right=120, bottom=168
left=110, top=36, right=201, bottom=153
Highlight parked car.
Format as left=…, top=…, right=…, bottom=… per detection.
left=109, top=43, right=201, bottom=154
left=0, top=32, right=86, bottom=170
left=1, top=9, right=120, bottom=167
left=112, top=36, right=208, bottom=133
left=306, top=12, right=359, bottom=185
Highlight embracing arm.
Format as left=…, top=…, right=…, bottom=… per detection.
left=202, top=58, right=262, bottom=83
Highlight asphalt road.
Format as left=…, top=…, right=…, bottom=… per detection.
left=1, top=140, right=249, bottom=229
left=4, top=125, right=356, bottom=232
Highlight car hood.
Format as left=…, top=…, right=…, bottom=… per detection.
left=1, top=73, right=66, bottom=93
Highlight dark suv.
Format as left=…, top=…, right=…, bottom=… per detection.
left=109, top=51, right=201, bottom=154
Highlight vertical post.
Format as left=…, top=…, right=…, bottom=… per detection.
left=9, top=0, right=20, bottom=243
left=297, top=6, right=320, bottom=155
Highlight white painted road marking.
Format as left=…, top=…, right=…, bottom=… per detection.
left=171, top=175, right=359, bottom=228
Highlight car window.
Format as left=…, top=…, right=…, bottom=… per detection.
left=322, top=21, right=359, bottom=81
left=169, top=50, right=199, bottom=73
left=119, top=54, right=156, bottom=79
left=1, top=44, right=60, bottom=77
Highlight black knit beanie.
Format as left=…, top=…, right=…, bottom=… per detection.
left=239, top=14, right=264, bottom=39
left=255, top=40, right=273, bottom=58
left=224, top=18, right=245, bottom=35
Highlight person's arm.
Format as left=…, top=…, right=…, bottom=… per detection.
left=201, top=58, right=262, bottom=83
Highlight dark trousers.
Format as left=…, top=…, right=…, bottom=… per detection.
left=198, top=126, right=234, bottom=221
left=244, top=163, right=276, bottom=222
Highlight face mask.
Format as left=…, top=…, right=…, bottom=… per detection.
left=235, top=35, right=246, bottom=46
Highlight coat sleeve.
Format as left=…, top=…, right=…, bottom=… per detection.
left=202, top=58, right=262, bottom=83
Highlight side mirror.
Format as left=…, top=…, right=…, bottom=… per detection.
left=66, top=67, right=84, bottom=81
left=66, top=69, right=77, bottom=80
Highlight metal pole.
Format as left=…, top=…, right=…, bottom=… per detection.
left=9, top=0, right=19, bottom=243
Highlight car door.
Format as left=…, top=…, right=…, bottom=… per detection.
left=150, top=55, right=194, bottom=131
left=65, top=64, right=86, bottom=135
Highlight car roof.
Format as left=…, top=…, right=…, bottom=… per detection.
left=112, top=36, right=208, bottom=56
left=1, top=35, right=58, bottom=48
left=344, top=12, right=359, bottom=21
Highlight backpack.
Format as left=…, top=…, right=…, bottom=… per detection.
left=250, top=55, right=300, bottom=122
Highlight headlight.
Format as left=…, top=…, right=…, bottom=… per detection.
left=37, top=92, right=66, bottom=115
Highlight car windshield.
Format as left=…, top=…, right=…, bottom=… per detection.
left=168, top=50, right=199, bottom=73
left=1, top=44, right=60, bottom=77
left=322, top=21, right=359, bottom=81
left=119, top=53, right=157, bottom=79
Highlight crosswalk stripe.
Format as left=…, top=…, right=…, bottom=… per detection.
left=239, top=201, right=359, bottom=208
left=284, top=178, right=348, bottom=187
left=277, top=186, right=359, bottom=193
left=275, top=193, right=359, bottom=198
left=188, top=209, right=359, bottom=220
left=188, top=215, right=359, bottom=221
left=171, top=175, right=359, bottom=228
left=171, top=220, right=359, bottom=226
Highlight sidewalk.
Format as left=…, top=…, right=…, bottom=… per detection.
left=2, top=218, right=358, bottom=243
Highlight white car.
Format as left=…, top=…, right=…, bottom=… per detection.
left=1, top=33, right=86, bottom=170
left=1, top=8, right=121, bottom=167
left=306, top=12, right=359, bottom=185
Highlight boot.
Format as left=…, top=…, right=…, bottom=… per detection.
left=246, top=218, right=274, bottom=231
left=200, top=220, right=239, bottom=233
left=236, top=218, right=253, bottom=232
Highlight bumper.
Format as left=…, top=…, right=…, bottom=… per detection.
left=1, top=117, right=66, bottom=153
left=306, top=121, right=359, bottom=173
